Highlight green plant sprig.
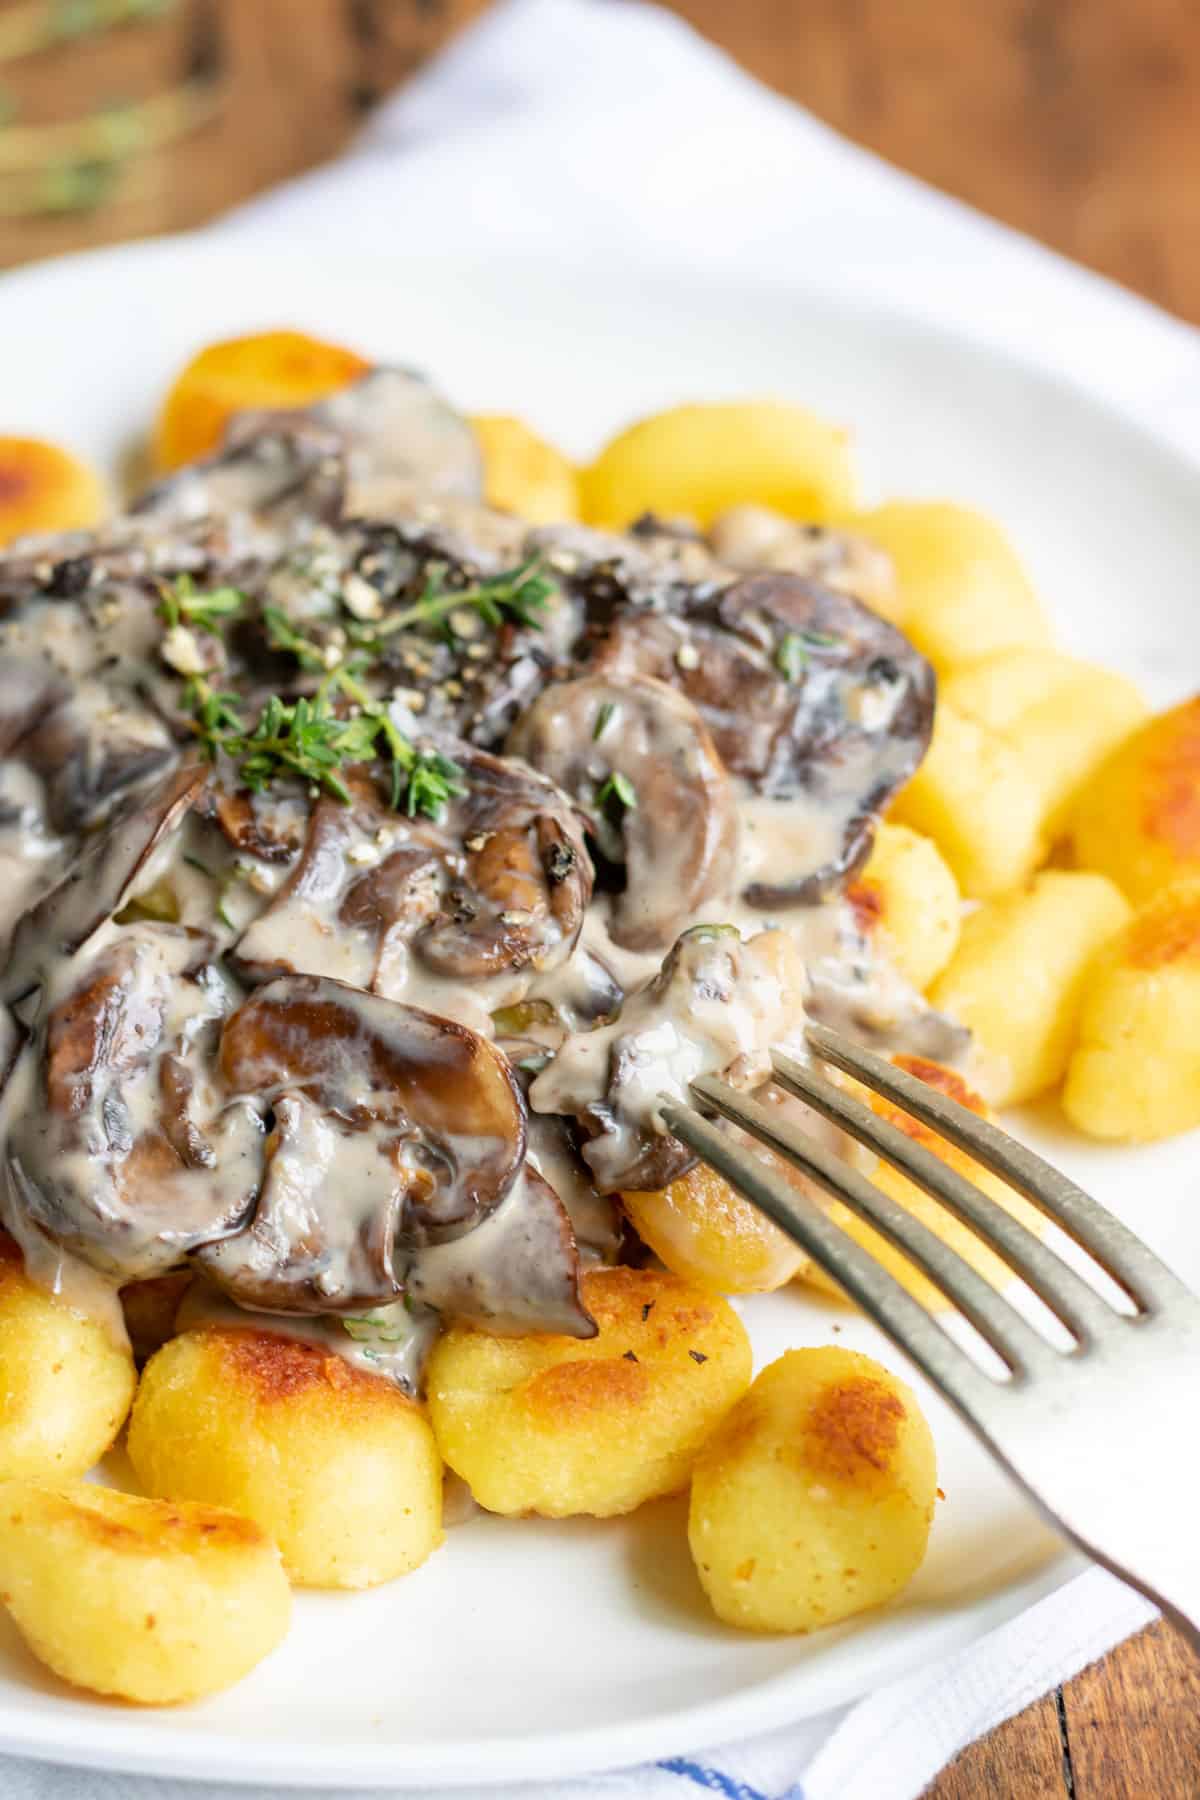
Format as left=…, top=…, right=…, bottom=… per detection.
left=158, top=573, right=246, bottom=636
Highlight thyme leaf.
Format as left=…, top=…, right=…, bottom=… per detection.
left=596, top=770, right=637, bottom=813
left=158, top=573, right=246, bottom=636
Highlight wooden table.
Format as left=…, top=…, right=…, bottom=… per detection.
left=3, top=3, right=1198, bottom=1790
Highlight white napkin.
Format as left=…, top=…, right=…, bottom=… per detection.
left=7, top=0, right=1190, bottom=1794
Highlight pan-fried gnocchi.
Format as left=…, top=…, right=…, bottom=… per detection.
left=0, top=435, right=105, bottom=545
left=579, top=400, right=856, bottom=529
left=0, top=1237, right=135, bottom=1481
left=470, top=414, right=580, bottom=523
left=1070, top=696, right=1200, bottom=904
left=1063, top=881, right=1200, bottom=1142
left=621, top=1163, right=810, bottom=1295
left=688, top=1348, right=937, bottom=1632
left=801, top=1058, right=1045, bottom=1312
left=848, top=821, right=961, bottom=991
left=427, top=1269, right=752, bottom=1517
left=0, top=1481, right=290, bottom=1703
left=848, top=501, right=1050, bottom=671
left=930, top=871, right=1131, bottom=1106
left=894, top=651, right=1147, bottom=898
left=128, top=1328, right=443, bottom=1589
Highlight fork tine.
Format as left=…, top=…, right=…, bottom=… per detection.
left=769, top=1048, right=1115, bottom=1343
left=804, top=1023, right=1189, bottom=1314
left=678, top=1079, right=1058, bottom=1378
left=660, top=1098, right=1000, bottom=1415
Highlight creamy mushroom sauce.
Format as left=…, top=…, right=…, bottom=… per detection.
left=0, top=368, right=960, bottom=1389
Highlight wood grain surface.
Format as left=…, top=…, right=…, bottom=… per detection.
left=1, top=2, right=1197, bottom=1792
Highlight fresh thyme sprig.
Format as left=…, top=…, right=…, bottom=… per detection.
left=349, top=552, right=557, bottom=654
left=158, top=573, right=246, bottom=636
left=596, top=770, right=637, bottom=813
left=262, top=604, right=329, bottom=670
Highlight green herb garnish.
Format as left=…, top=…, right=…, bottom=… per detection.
left=357, top=553, right=558, bottom=651
left=262, top=605, right=328, bottom=671
left=593, top=700, right=616, bottom=741
left=158, top=573, right=246, bottom=636
left=596, top=770, right=637, bottom=813
left=775, top=633, right=808, bottom=682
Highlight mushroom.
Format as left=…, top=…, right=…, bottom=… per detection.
left=133, top=414, right=347, bottom=530
left=308, top=368, right=484, bottom=504
left=707, top=507, right=897, bottom=614
left=530, top=925, right=807, bottom=1193
left=0, top=761, right=206, bottom=1005
left=408, top=1166, right=595, bottom=1337
left=195, top=974, right=527, bottom=1311
left=230, top=746, right=593, bottom=1003
left=506, top=673, right=737, bottom=953
left=587, top=573, right=935, bottom=903
left=0, top=922, right=261, bottom=1280
left=16, top=681, right=179, bottom=835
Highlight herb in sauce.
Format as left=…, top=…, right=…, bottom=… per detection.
left=158, top=573, right=246, bottom=636
left=263, top=605, right=328, bottom=670
left=596, top=770, right=637, bottom=813
left=775, top=632, right=808, bottom=682
left=356, top=553, right=558, bottom=652
left=592, top=700, right=616, bottom=741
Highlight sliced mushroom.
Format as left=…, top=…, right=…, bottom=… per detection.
left=507, top=673, right=737, bottom=953
left=231, top=748, right=592, bottom=1001
left=16, top=681, right=178, bottom=835
left=0, top=659, right=66, bottom=757
left=409, top=1166, right=595, bottom=1337
left=530, top=925, right=807, bottom=1193
left=197, top=778, right=310, bottom=866
left=587, top=573, right=934, bottom=902
left=133, top=414, right=347, bottom=529
left=310, top=368, right=484, bottom=504
left=0, top=761, right=206, bottom=1004
left=707, top=506, right=897, bottom=614
left=0, top=923, right=260, bottom=1280
left=195, top=975, right=526, bottom=1311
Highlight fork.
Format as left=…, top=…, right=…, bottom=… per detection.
left=659, top=1021, right=1200, bottom=1650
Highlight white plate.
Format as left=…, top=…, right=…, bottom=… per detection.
left=0, top=238, right=1198, bottom=1789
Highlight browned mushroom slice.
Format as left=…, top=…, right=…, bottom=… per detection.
left=197, top=780, right=309, bottom=866
left=0, top=659, right=66, bottom=757
left=310, top=368, right=484, bottom=502
left=17, top=682, right=178, bottom=835
left=414, top=746, right=593, bottom=980
left=195, top=975, right=527, bottom=1312
left=707, top=507, right=897, bottom=614
left=231, top=749, right=591, bottom=997
left=0, top=923, right=260, bottom=1279
left=408, top=1166, right=595, bottom=1337
left=588, top=574, right=935, bottom=903
left=507, top=673, right=736, bottom=954
left=133, top=414, right=347, bottom=527
left=530, top=926, right=806, bottom=1194
left=0, top=761, right=206, bottom=1004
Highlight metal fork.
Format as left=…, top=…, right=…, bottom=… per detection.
left=659, top=1022, right=1200, bottom=1649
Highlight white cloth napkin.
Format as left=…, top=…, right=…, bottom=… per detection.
left=8, top=0, right=1193, bottom=1794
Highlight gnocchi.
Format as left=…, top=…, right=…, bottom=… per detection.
left=622, top=1161, right=810, bottom=1295
left=128, top=1328, right=443, bottom=1589
left=1063, top=880, right=1200, bottom=1142
left=579, top=400, right=856, bottom=530
left=849, top=501, right=1050, bottom=671
left=427, top=1268, right=752, bottom=1517
left=0, top=1481, right=290, bottom=1704
left=0, top=1236, right=135, bottom=1481
left=1070, top=696, right=1200, bottom=904
left=930, top=871, right=1131, bottom=1105
left=0, top=435, right=104, bottom=545
left=894, top=650, right=1147, bottom=898
left=152, top=329, right=370, bottom=469
left=688, top=1348, right=937, bottom=1632
left=801, top=1058, right=1045, bottom=1312
left=470, top=414, right=580, bottom=523
left=848, top=821, right=961, bottom=991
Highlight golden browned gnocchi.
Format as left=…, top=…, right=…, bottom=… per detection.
left=849, top=501, right=1050, bottom=671
left=688, top=1348, right=937, bottom=1633
left=0, top=1236, right=135, bottom=1481
left=579, top=401, right=856, bottom=530
left=801, top=1057, right=1045, bottom=1312
left=0, top=435, right=105, bottom=545
left=1063, top=880, right=1200, bottom=1142
left=930, top=871, right=1131, bottom=1106
left=470, top=414, right=579, bottom=522
left=427, top=1267, right=752, bottom=1517
left=622, top=1162, right=810, bottom=1295
left=1070, top=696, right=1200, bottom=904
left=127, top=1328, right=443, bottom=1589
left=893, top=651, right=1147, bottom=898
left=848, top=821, right=961, bottom=991
left=0, top=1481, right=290, bottom=1704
